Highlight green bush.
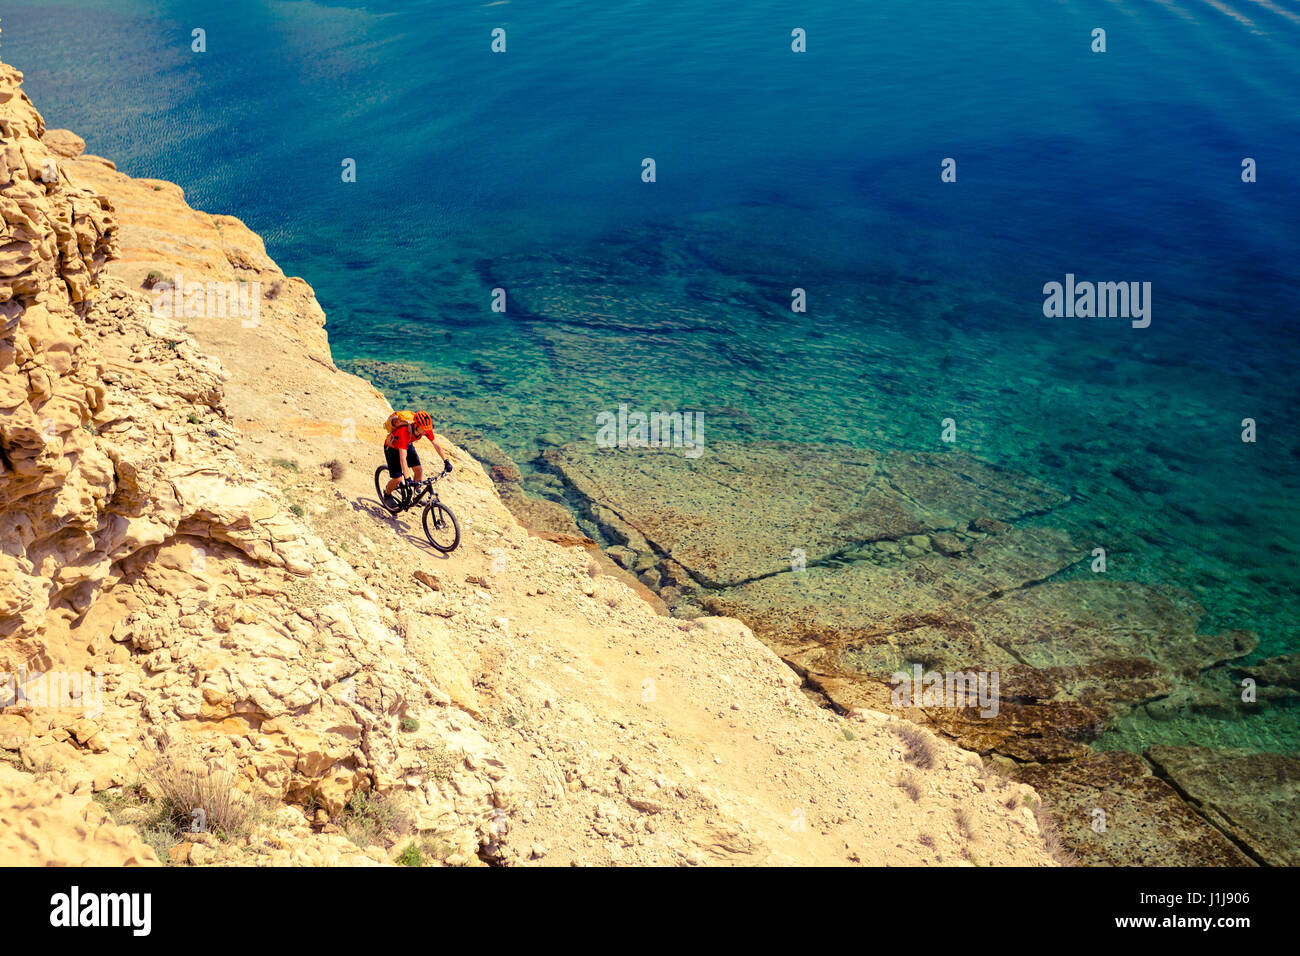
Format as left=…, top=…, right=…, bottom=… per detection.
left=396, top=842, right=424, bottom=867
left=340, top=790, right=404, bottom=848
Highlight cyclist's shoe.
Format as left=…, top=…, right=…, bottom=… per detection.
left=443, top=459, right=453, bottom=473
left=383, top=493, right=400, bottom=511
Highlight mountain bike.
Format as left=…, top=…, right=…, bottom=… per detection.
left=373, top=466, right=461, bottom=553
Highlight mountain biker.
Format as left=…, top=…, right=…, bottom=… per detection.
left=382, top=410, right=452, bottom=510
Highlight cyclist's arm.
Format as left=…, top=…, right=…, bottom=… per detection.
left=428, top=431, right=451, bottom=466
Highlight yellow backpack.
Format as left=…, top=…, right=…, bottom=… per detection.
left=385, top=411, right=416, bottom=434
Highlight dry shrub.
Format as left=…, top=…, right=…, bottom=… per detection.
left=1033, top=797, right=1079, bottom=867
left=340, top=789, right=409, bottom=848
left=954, top=806, right=973, bottom=838
left=893, top=721, right=937, bottom=769
left=325, top=459, right=345, bottom=481
left=145, top=750, right=251, bottom=841
left=897, top=771, right=922, bottom=802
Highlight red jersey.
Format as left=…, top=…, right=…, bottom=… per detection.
left=385, top=424, right=434, bottom=451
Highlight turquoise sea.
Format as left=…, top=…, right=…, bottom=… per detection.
left=7, top=0, right=1299, bottom=757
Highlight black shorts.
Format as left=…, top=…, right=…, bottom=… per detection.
left=385, top=443, right=420, bottom=474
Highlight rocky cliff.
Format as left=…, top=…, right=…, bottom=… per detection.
left=0, top=60, right=1057, bottom=867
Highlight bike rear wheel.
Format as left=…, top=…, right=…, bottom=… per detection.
left=374, top=465, right=404, bottom=512
left=422, top=501, right=460, bottom=552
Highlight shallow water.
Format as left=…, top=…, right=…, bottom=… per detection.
left=9, top=0, right=1299, bottom=757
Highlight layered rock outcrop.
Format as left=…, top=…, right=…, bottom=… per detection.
left=0, top=61, right=506, bottom=864
left=1, top=61, right=119, bottom=671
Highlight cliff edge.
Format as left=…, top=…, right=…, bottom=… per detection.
left=0, top=60, right=1056, bottom=866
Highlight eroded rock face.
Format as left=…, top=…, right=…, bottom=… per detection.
left=0, top=762, right=159, bottom=865
left=1, top=62, right=120, bottom=667
left=0, top=63, right=507, bottom=865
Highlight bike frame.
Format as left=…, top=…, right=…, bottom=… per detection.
left=394, top=471, right=445, bottom=512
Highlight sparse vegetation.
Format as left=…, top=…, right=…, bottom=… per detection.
left=396, top=834, right=459, bottom=866
left=93, top=781, right=151, bottom=816
left=425, top=834, right=458, bottom=862
left=396, top=842, right=424, bottom=866
left=339, top=789, right=405, bottom=848
left=918, top=832, right=935, bottom=848
left=145, top=751, right=253, bottom=842
left=289, top=504, right=305, bottom=518
left=897, top=772, right=922, bottom=802
left=270, top=458, right=299, bottom=471
left=325, top=459, right=345, bottom=481
left=95, top=759, right=266, bottom=864
left=412, top=741, right=459, bottom=783
left=144, top=269, right=166, bottom=288
left=893, top=721, right=937, bottom=769
left=187, top=412, right=201, bottom=424
left=1032, top=797, right=1078, bottom=867
left=399, top=716, right=420, bottom=733
left=93, top=781, right=178, bottom=862
left=954, top=807, right=973, bottom=838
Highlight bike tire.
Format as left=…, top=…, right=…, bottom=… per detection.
left=374, top=465, right=403, bottom=512
left=422, top=501, right=460, bottom=553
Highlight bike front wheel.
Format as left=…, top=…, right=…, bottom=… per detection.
left=422, top=501, right=460, bottom=553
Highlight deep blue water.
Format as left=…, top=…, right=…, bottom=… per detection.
left=7, top=0, right=1300, bottom=752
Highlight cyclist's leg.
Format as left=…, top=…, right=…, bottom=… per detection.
left=409, top=446, right=423, bottom=482
left=383, top=444, right=402, bottom=494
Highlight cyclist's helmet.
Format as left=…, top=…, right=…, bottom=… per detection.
left=413, top=410, right=433, bottom=431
